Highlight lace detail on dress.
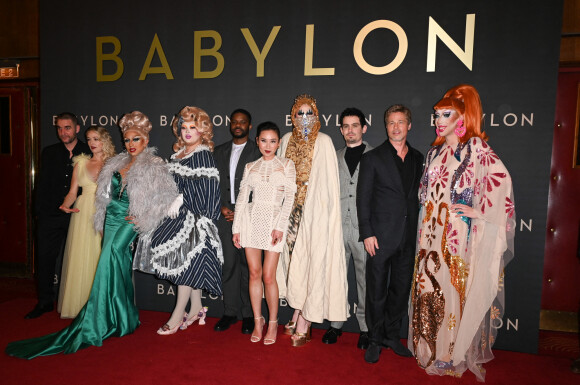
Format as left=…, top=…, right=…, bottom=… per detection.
left=150, top=212, right=223, bottom=276
left=169, top=164, right=220, bottom=180
left=232, top=156, right=296, bottom=252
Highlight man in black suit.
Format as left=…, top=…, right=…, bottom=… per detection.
left=26, top=112, right=90, bottom=319
left=357, top=104, right=424, bottom=363
left=213, top=109, right=262, bottom=333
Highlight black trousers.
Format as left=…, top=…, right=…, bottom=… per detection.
left=217, top=217, right=252, bottom=318
left=366, top=234, right=415, bottom=344
left=35, top=215, right=70, bottom=306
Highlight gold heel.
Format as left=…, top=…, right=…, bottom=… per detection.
left=291, top=323, right=311, bottom=347
left=283, top=321, right=296, bottom=336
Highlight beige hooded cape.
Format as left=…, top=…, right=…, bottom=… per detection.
left=276, top=132, right=349, bottom=323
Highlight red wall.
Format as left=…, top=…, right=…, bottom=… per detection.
left=542, top=68, right=580, bottom=312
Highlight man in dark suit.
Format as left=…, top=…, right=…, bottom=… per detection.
left=213, top=108, right=262, bottom=333
left=26, top=112, right=90, bottom=319
left=357, top=104, right=424, bottom=363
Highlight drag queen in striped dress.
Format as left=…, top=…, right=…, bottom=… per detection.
left=134, top=106, right=223, bottom=335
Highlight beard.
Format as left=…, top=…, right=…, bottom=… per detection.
left=230, top=127, right=249, bottom=139
left=59, top=134, right=77, bottom=144
left=345, top=136, right=361, bottom=145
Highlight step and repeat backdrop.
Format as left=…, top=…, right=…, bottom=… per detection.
left=40, top=1, right=563, bottom=353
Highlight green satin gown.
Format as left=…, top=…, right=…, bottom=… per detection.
left=6, top=172, right=140, bottom=359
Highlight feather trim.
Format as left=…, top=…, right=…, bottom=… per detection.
left=93, top=147, right=178, bottom=234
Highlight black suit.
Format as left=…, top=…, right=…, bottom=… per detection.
left=357, top=140, right=423, bottom=345
left=213, top=139, right=261, bottom=318
left=35, top=140, right=90, bottom=307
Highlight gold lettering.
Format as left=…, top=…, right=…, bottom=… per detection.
left=139, top=34, right=174, bottom=80
left=96, top=36, right=124, bottom=82
left=194, top=30, right=225, bottom=79
left=426, top=14, right=475, bottom=72
left=353, top=20, right=408, bottom=75
left=304, top=24, right=335, bottom=76
left=241, top=26, right=281, bottom=77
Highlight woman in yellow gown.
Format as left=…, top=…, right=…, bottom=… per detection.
left=57, top=126, right=115, bottom=318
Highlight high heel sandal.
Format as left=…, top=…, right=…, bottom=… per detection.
left=284, top=310, right=300, bottom=335
left=157, top=321, right=183, bottom=335
left=291, top=324, right=311, bottom=347
left=180, top=306, right=208, bottom=330
left=250, top=316, right=265, bottom=343
left=283, top=320, right=296, bottom=336
left=263, top=319, right=279, bottom=345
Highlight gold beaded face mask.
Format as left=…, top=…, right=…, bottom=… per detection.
left=290, top=95, right=321, bottom=142
left=296, top=114, right=317, bottom=140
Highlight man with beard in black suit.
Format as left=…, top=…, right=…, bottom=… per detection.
left=213, top=109, right=262, bottom=334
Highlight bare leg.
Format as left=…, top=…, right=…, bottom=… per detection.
left=246, top=247, right=265, bottom=340
left=263, top=250, right=280, bottom=342
left=291, top=312, right=311, bottom=340
left=285, top=308, right=300, bottom=334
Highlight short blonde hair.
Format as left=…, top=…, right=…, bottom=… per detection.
left=85, top=126, right=116, bottom=162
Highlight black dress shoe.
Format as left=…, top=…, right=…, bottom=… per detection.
left=382, top=338, right=412, bottom=357
left=24, top=303, right=54, bottom=319
left=214, top=315, right=237, bottom=331
left=364, top=343, right=382, bottom=363
left=241, top=317, right=254, bottom=334
left=322, top=327, right=342, bottom=344
left=357, top=332, right=370, bottom=349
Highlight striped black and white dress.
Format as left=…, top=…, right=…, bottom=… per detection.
left=150, top=145, right=223, bottom=295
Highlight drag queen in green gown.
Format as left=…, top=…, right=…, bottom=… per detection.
left=6, top=111, right=179, bottom=359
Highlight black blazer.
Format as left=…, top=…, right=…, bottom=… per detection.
left=213, top=139, right=262, bottom=212
left=356, top=140, right=424, bottom=249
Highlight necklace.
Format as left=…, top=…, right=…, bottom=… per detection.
left=183, top=145, right=197, bottom=155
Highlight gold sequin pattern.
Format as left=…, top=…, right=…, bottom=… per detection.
left=448, top=313, right=456, bottom=330
left=412, top=250, right=446, bottom=369
left=437, top=201, right=469, bottom=316
left=423, top=201, right=434, bottom=223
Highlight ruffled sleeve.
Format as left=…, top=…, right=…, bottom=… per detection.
left=72, top=153, right=91, bottom=167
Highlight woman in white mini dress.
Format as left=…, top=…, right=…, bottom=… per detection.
left=232, top=122, right=296, bottom=345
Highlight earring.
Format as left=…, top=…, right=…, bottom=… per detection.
left=455, top=119, right=466, bottom=137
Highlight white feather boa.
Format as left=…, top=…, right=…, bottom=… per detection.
left=94, top=147, right=179, bottom=234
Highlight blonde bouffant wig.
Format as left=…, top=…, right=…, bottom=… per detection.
left=119, top=111, right=153, bottom=138
left=171, top=106, right=214, bottom=152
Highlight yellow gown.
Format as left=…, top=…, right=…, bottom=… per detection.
left=57, top=154, right=102, bottom=318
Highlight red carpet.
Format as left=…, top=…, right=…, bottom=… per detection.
left=0, top=288, right=578, bottom=384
